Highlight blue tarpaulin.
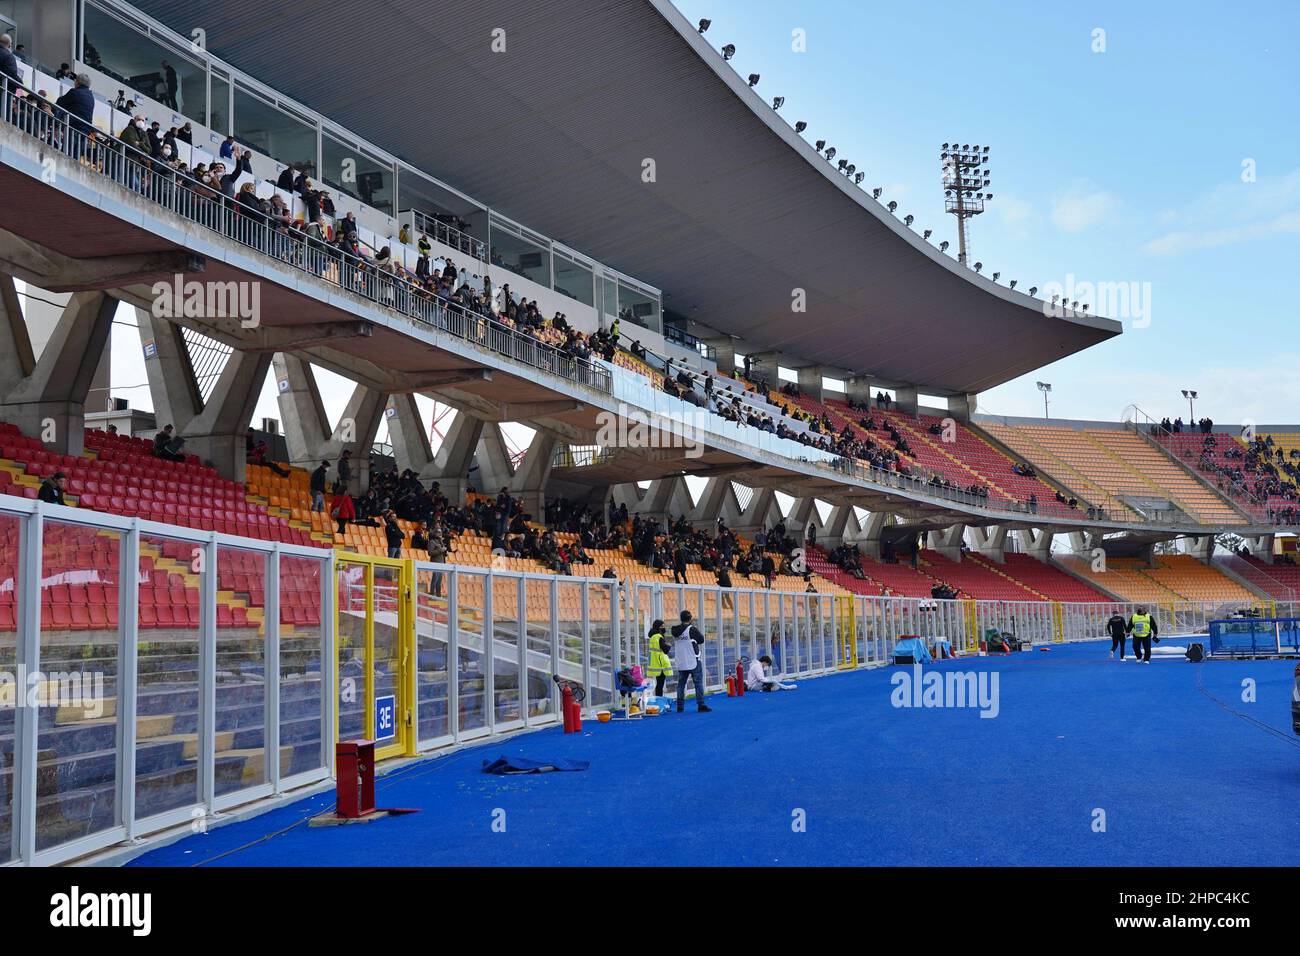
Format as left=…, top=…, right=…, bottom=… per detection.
left=893, top=637, right=932, bottom=664
left=481, top=756, right=591, bottom=775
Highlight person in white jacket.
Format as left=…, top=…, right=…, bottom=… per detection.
left=670, top=610, right=712, bottom=714
left=747, top=654, right=796, bottom=692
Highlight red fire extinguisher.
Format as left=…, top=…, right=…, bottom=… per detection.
left=725, top=675, right=736, bottom=696
left=735, top=661, right=746, bottom=696
left=561, top=683, right=575, bottom=733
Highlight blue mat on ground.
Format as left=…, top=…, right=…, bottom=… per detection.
left=129, top=642, right=1300, bottom=867
left=481, top=756, right=590, bottom=774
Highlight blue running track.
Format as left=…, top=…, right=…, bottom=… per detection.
left=130, top=643, right=1300, bottom=866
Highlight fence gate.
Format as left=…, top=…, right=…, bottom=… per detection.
left=334, top=554, right=414, bottom=761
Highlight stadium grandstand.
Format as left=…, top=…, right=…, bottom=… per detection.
left=0, top=0, right=1295, bottom=875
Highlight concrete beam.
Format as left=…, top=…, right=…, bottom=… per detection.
left=969, top=525, right=1009, bottom=563
left=0, top=291, right=116, bottom=455
left=0, top=227, right=202, bottom=291
left=272, top=353, right=387, bottom=488
left=926, top=523, right=967, bottom=562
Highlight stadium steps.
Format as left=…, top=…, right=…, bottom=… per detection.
left=963, top=553, right=1050, bottom=600
left=963, top=422, right=1092, bottom=504
left=879, top=412, right=1017, bottom=502
left=977, top=422, right=1136, bottom=518
left=1085, top=430, right=1247, bottom=524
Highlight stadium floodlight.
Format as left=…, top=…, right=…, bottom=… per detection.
left=772, top=96, right=785, bottom=110
left=722, top=43, right=736, bottom=60
left=992, top=272, right=1000, bottom=281
left=845, top=164, right=856, bottom=175
left=872, top=187, right=883, bottom=199
left=1081, top=304, right=1089, bottom=314
left=815, top=139, right=826, bottom=151
left=923, top=229, right=932, bottom=239
left=748, top=73, right=761, bottom=87
left=1181, top=389, right=1198, bottom=420
left=940, top=240, right=950, bottom=252
left=887, top=200, right=898, bottom=213
left=1051, top=294, right=1060, bottom=304
left=974, top=261, right=983, bottom=273
left=1028, top=286, right=1037, bottom=295
left=795, top=121, right=807, bottom=133
left=904, top=214, right=914, bottom=227
left=825, top=147, right=837, bottom=160
left=1037, top=381, right=1052, bottom=418
left=1009, top=279, right=1017, bottom=289
left=941, top=141, right=993, bottom=265
left=838, top=158, right=848, bottom=170
left=854, top=172, right=865, bottom=184
left=698, top=18, right=711, bottom=33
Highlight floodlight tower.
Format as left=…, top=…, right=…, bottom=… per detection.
left=940, top=143, right=992, bottom=266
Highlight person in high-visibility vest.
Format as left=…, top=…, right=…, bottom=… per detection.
left=1126, top=606, right=1159, bottom=663
left=646, top=619, right=674, bottom=698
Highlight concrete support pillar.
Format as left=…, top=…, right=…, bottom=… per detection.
left=1244, top=534, right=1275, bottom=563
left=820, top=504, right=853, bottom=547
left=707, top=339, right=736, bottom=376
left=137, top=308, right=270, bottom=482
left=894, top=385, right=919, bottom=417
left=0, top=289, right=115, bottom=456
left=474, top=422, right=516, bottom=499
left=853, top=510, right=893, bottom=560
left=509, top=430, right=557, bottom=519
left=733, top=486, right=779, bottom=537
left=688, top=476, right=737, bottom=531
left=272, top=353, right=387, bottom=491
left=384, top=394, right=435, bottom=475
left=1186, top=535, right=1214, bottom=563
left=969, top=525, right=1009, bottom=563
left=950, top=393, right=979, bottom=423
left=845, top=375, right=873, bottom=407
left=796, top=366, right=824, bottom=404
left=1024, top=529, right=1056, bottom=562
left=926, top=523, right=967, bottom=562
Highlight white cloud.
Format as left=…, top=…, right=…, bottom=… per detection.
left=1050, top=181, right=1121, bottom=232
left=1141, top=170, right=1300, bottom=256
left=1141, top=210, right=1300, bottom=256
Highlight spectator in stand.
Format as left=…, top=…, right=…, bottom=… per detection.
left=219, top=135, right=235, bottom=159
left=55, top=74, right=96, bottom=136
left=310, top=460, right=329, bottom=512
left=38, top=471, right=67, bottom=505
left=383, top=510, right=405, bottom=558
left=337, top=449, right=353, bottom=490
left=329, top=488, right=355, bottom=536
left=153, top=424, right=185, bottom=462
left=0, top=35, right=20, bottom=86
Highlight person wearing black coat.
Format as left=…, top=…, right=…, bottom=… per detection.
left=55, top=74, right=96, bottom=135
left=1105, top=611, right=1128, bottom=660
left=0, top=34, right=21, bottom=86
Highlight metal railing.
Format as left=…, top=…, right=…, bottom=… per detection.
left=1122, top=405, right=1281, bottom=525
left=0, top=75, right=610, bottom=395
left=409, top=208, right=487, bottom=262
left=3, top=491, right=1276, bottom=865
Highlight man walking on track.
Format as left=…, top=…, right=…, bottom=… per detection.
left=1127, top=606, right=1158, bottom=663
left=1106, top=609, right=1128, bottom=660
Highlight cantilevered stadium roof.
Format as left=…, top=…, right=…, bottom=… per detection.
left=130, top=0, right=1122, bottom=394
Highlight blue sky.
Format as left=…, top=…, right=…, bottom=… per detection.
left=672, top=0, right=1300, bottom=425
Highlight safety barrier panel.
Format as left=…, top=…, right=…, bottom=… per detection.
left=3, top=498, right=1268, bottom=865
